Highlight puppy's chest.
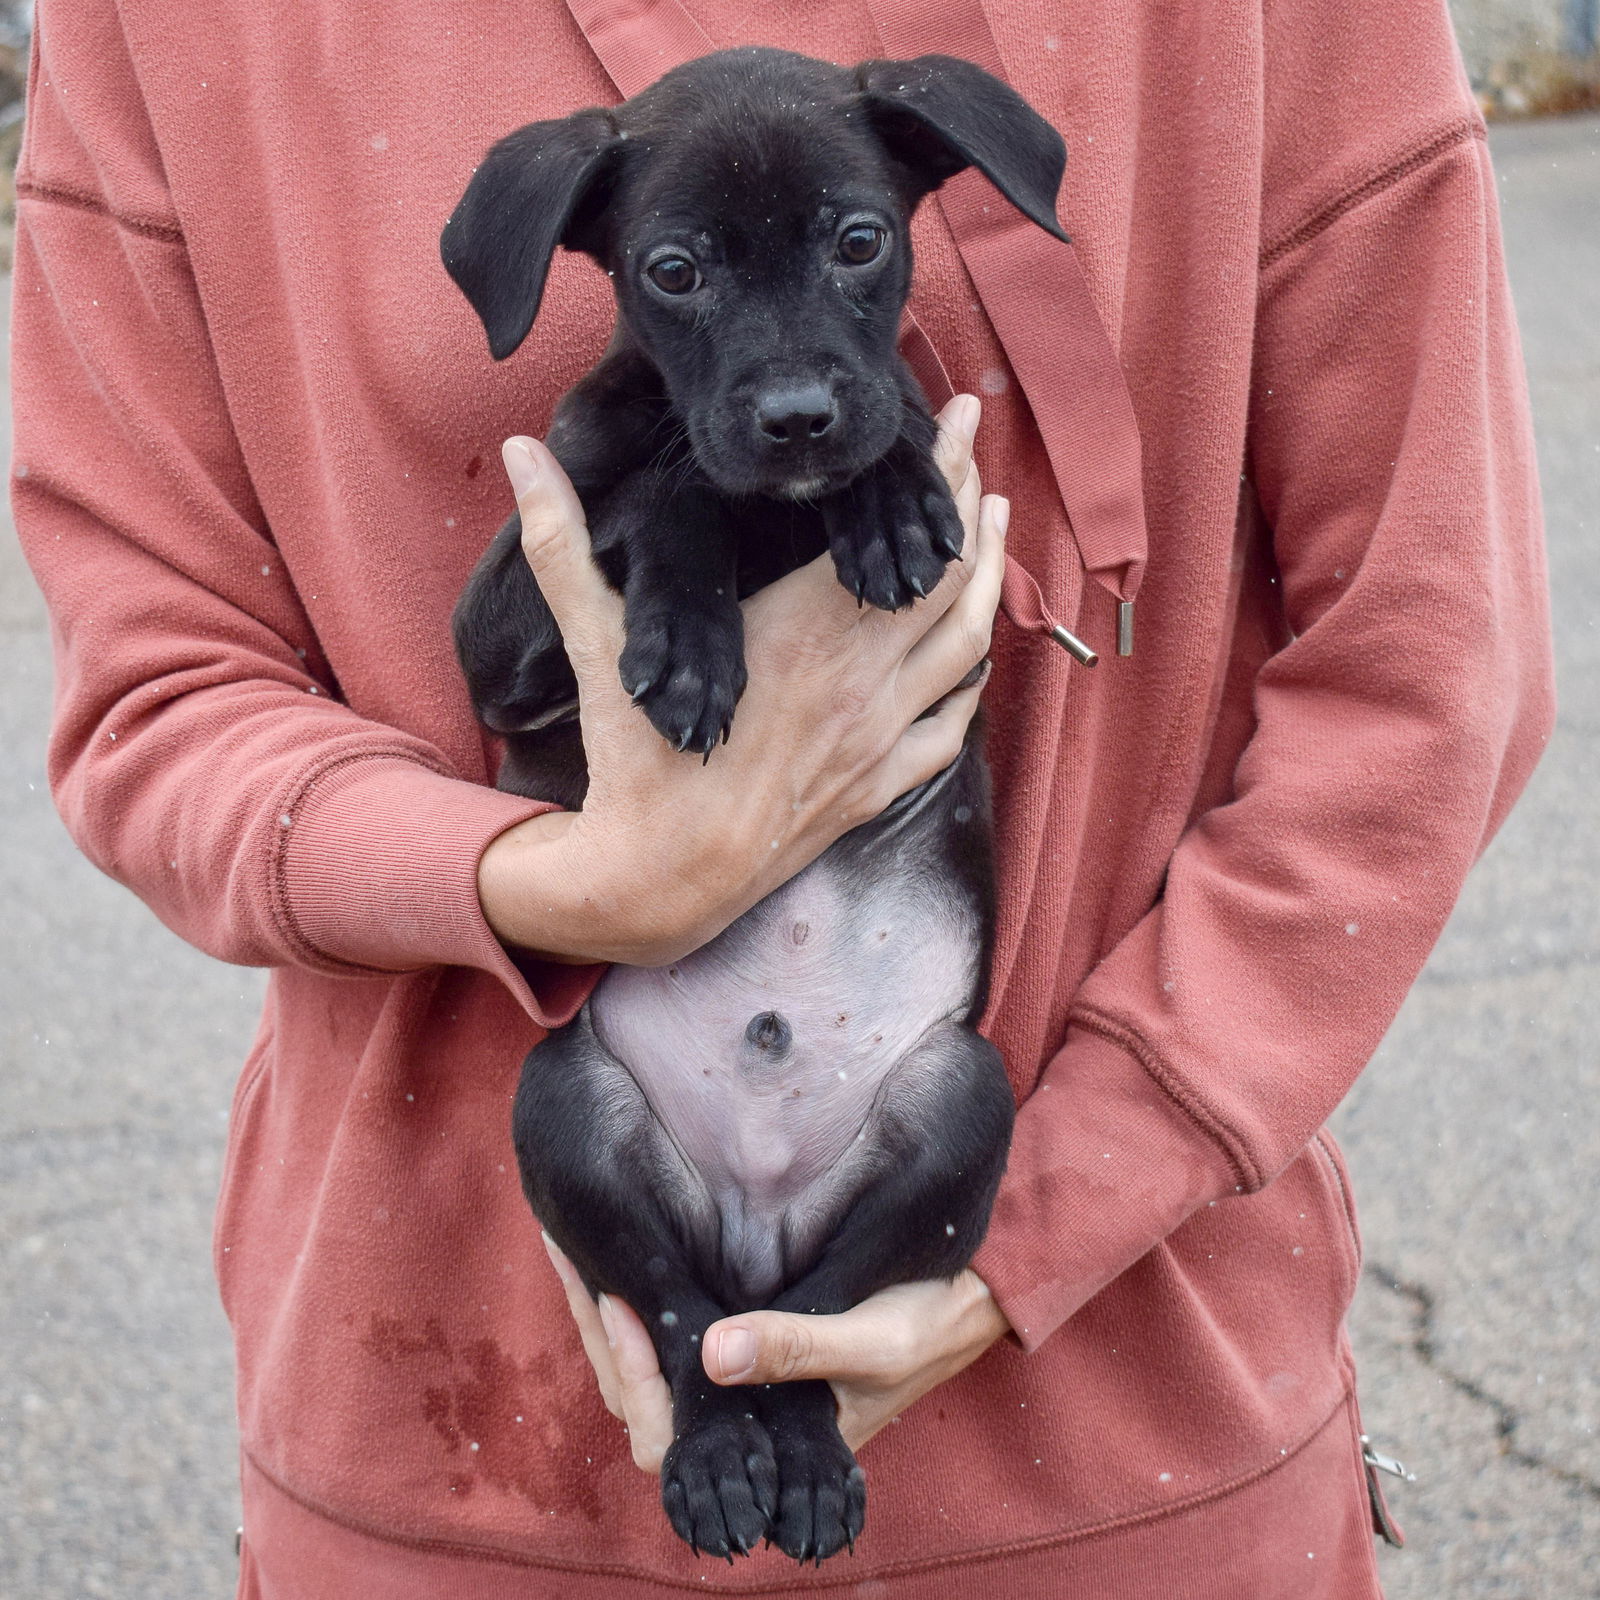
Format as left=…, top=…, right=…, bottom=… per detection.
left=731, top=506, right=830, bottom=597
left=588, top=852, right=979, bottom=1202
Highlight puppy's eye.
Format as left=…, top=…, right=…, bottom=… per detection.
left=646, top=256, right=700, bottom=295
left=837, top=225, right=886, bottom=266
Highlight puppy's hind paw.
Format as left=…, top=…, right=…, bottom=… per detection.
left=661, top=1412, right=778, bottom=1561
left=768, top=1430, right=866, bottom=1565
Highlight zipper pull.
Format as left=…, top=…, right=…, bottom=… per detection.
left=1361, top=1435, right=1414, bottom=1481
left=1360, top=1434, right=1413, bottom=1549
left=1117, top=599, right=1135, bottom=657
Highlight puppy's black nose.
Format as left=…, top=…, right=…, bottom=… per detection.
left=756, top=385, right=837, bottom=444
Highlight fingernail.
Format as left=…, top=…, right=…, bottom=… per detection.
left=955, top=394, right=981, bottom=440
left=540, top=1230, right=575, bottom=1286
left=992, top=496, right=1011, bottom=537
left=597, top=1294, right=618, bottom=1349
left=714, top=1327, right=757, bottom=1382
left=501, top=436, right=540, bottom=498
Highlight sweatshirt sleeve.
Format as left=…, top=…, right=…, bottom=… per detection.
left=973, top=64, right=1555, bottom=1344
left=8, top=2, right=595, bottom=1028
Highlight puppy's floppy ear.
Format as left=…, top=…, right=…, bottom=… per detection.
left=441, top=109, right=620, bottom=360
left=856, top=55, right=1067, bottom=241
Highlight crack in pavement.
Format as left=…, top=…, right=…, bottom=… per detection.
left=1365, top=1262, right=1600, bottom=1502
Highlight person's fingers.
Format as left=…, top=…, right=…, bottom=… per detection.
left=541, top=1232, right=623, bottom=1420
left=501, top=436, right=624, bottom=673
left=836, top=1393, right=908, bottom=1454
left=951, top=456, right=982, bottom=552
left=898, top=494, right=1008, bottom=711
left=871, top=675, right=987, bottom=806
left=597, top=1294, right=674, bottom=1473
left=931, top=395, right=981, bottom=495
left=702, top=1305, right=920, bottom=1389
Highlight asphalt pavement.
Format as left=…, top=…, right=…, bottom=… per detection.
left=2, top=114, right=1597, bottom=1600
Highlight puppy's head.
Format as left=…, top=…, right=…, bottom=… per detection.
left=443, top=48, right=1066, bottom=499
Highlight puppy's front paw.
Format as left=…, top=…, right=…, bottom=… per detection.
left=823, top=456, right=963, bottom=612
left=661, top=1411, right=778, bottom=1560
left=768, top=1424, right=866, bottom=1564
left=619, top=605, right=747, bottom=756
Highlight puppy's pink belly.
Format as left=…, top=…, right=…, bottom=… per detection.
left=588, top=857, right=978, bottom=1298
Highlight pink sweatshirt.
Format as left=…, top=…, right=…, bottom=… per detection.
left=12, top=0, right=1552, bottom=1592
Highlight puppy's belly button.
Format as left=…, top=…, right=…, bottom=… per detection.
left=590, top=862, right=976, bottom=1204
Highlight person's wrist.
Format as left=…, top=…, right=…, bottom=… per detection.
left=477, top=810, right=583, bottom=957
left=478, top=808, right=718, bottom=967
left=560, top=811, right=717, bottom=965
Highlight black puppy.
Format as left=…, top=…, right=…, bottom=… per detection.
left=444, top=47, right=1066, bottom=1563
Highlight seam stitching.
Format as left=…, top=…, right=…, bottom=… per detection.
left=1312, top=1132, right=1364, bottom=1303
left=1313, top=1132, right=1362, bottom=1262
left=242, top=1390, right=1352, bottom=1590
left=1260, top=116, right=1485, bottom=270
left=15, top=177, right=184, bottom=243
left=267, top=747, right=458, bottom=976
left=1068, top=1004, right=1263, bottom=1191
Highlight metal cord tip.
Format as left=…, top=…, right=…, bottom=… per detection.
left=1049, top=624, right=1098, bottom=666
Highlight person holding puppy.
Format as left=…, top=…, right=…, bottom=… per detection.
left=11, top=0, right=1552, bottom=1596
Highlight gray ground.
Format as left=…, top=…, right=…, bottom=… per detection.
left=2, top=113, right=1597, bottom=1600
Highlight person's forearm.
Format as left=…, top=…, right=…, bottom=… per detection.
left=477, top=808, right=723, bottom=967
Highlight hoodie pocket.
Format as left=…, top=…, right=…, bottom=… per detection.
left=212, top=1015, right=275, bottom=1318
left=1314, top=1133, right=1411, bottom=1547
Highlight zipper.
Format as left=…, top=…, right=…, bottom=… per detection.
left=1361, top=1434, right=1414, bottom=1549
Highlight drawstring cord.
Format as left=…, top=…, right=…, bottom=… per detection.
left=900, top=312, right=1096, bottom=664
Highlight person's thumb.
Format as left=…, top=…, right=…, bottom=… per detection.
left=702, top=1307, right=899, bottom=1388
left=500, top=435, right=622, bottom=665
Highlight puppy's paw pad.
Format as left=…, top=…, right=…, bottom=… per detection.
left=662, top=1413, right=777, bottom=1560
left=769, top=1434, right=866, bottom=1565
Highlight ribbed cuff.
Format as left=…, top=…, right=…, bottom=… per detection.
left=973, top=1025, right=1242, bottom=1352
left=275, top=754, right=601, bottom=1030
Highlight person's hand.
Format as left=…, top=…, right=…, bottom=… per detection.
left=541, top=1233, right=1010, bottom=1472
left=477, top=395, right=1007, bottom=967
